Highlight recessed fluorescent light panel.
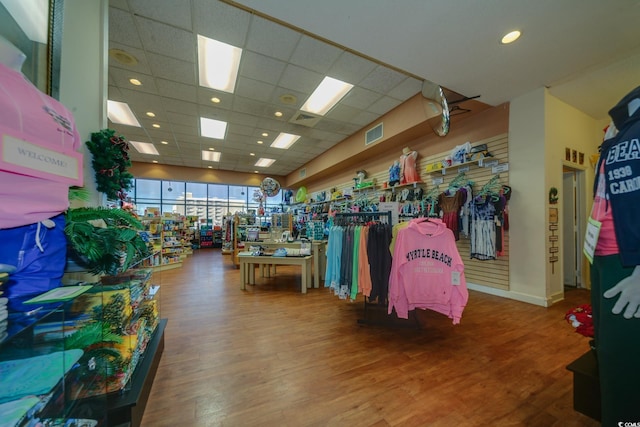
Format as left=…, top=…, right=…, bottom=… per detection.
left=197, top=35, right=242, bottom=93
left=255, top=158, right=275, bottom=167
left=107, top=100, right=141, bottom=127
left=129, top=141, right=159, bottom=155
left=270, top=133, right=300, bottom=149
left=200, top=117, right=228, bottom=139
left=301, top=76, right=354, bottom=116
left=202, top=150, right=221, bottom=162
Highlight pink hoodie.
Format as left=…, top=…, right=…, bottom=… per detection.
left=388, top=218, right=468, bottom=324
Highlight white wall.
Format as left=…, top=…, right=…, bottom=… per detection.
left=503, top=88, right=605, bottom=306
left=545, top=92, right=607, bottom=296
left=59, top=0, right=108, bottom=206
left=506, top=88, right=549, bottom=305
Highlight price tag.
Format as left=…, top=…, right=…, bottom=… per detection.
left=583, top=217, right=602, bottom=264
left=451, top=271, right=461, bottom=286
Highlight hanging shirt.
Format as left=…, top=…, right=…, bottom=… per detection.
left=388, top=218, right=468, bottom=324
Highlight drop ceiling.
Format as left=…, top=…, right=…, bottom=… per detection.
left=108, top=0, right=640, bottom=176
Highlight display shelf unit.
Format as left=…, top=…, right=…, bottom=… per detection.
left=106, top=318, right=166, bottom=427
left=232, top=214, right=271, bottom=267
left=213, top=226, right=223, bottom=248
left=160, top=217, right=185, bottom=269
left=221, top=215, right=233, bottom=254
left=1, top=300, right=108, bottom=426
left=199, top=227, right=214, bottom=248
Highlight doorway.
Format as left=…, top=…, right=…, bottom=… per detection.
left=562, top=167, right=586, bottom=288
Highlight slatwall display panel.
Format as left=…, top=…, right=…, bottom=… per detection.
left=419, top=134, right=510, bottom=291
left=307, top=134, right=510, bottom=291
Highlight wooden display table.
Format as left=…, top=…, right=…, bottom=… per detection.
left=241, top=240, right=326, bottom=287
left=238, top=253, right=313, bottom=293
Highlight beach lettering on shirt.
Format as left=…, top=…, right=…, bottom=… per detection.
left=405, top=248, right=452, bottom=267
left=605, top=138, right=640, bottom=195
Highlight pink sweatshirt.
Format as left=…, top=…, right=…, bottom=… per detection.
left=388, top=218, right=468, bottom=324
left=0, top=63, right=82, bottom=228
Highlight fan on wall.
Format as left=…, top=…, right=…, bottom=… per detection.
left=260, top=177, right=281, bottom=197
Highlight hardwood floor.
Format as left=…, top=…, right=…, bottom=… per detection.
left=140, top=250, right=599, bottom=427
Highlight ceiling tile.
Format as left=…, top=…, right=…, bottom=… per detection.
left=245, top=15, right=301, bottom=62
left=340, top=86, right=382, bottom=110
left=109, top=7, right=142, bottom=49
left=146, top=53, right=196, bottom=86
left=359, top=65, right=409, bottom=94
left=388, top=77, right=422, bottom=100
left=239, top=51, right=287, bottom=85
left=235, top=77, right=276, bottom=102
left=193, top=0, right=251, bottom=47
left=136, top=16, right=195, bottom=62
left=368, top=96, right=403, bottom=115
left=278, top=64, right=323, bottom=94
left=129, top=0, right=192, bottom=30
left=289, top=34, right=343, bottom=74
left=155, top=79, right=198, bottom=102
left=328, top=51, right=378, bottom=85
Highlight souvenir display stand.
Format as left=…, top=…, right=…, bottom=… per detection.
left=0, top=265, right=166, bottom=427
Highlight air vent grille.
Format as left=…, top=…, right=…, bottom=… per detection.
left=365, top=123, right=383, bottom=145
left=299, top=168, right=306, bottom=178
left=289, top=111, right=322, bottom=127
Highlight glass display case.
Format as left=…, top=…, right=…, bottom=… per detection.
left=0, top=297, right=108, bottom=426
left=1, top=265, right=165, bottom=427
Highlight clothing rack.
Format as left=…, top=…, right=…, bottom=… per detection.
left=333, top=211, right=418, bottom=328
left=334, top=210, right=391, bottom=225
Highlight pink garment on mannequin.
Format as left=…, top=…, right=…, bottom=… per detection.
left=0, top=62, right=82, bottom=228
left=400, top=150, right=419, bottom=183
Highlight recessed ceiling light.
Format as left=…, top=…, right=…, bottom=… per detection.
left=130, top=141, right=159, bottom=155
left=146, top=111, right=155, bottom=117
left=152, top=160, right=158, bottom=164
left=501, top=30, right=521, bottom=44
left=107, top=100, right=141, bottom=127
left=202, top=150, right=221, bottom=162
left=161, top=140, right=169, bottom=145
left=152, top=123, right=160, bottom=128
left=249, top=152, right=255, bottom=156
left=271, top=132, right=300, bottom=149
left=255, top=158, right=275, bottom=167
left=274, top=111, right=283, bottom=117
left=129, top=78, right=142, bottom=86
left=197, top=35, right=242, bottom=93
left=254, top=170, right=258, bottom=173
left=301, top=76, right=353, bottom=116
left=261, top=132, right=268, bottom=137
left=208, top=147, right=215, bottom=151
left=257, top=140, right=263, bottom=144
left=211, top=97, right=221, bottom=103
left=208, top=166, right=213, bottom=169
left=200, top=117, right=228, bottom=139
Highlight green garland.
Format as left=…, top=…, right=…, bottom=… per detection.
left=86, top=129, right=134, bottom=200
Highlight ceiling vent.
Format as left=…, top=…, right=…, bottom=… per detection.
left=365, top=123, right=383, bottom=146
left=299, top=168, right=306, bottom=178
left=289, top=111, right=322, bottom=127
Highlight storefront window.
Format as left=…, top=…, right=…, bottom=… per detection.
left=131, top=179, right=285, bottom=225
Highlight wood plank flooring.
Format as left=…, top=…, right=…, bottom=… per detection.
left=140, top=250, right=599, bottom=427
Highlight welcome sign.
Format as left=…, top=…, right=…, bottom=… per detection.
left=1, top=131, right=83, bottom=186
